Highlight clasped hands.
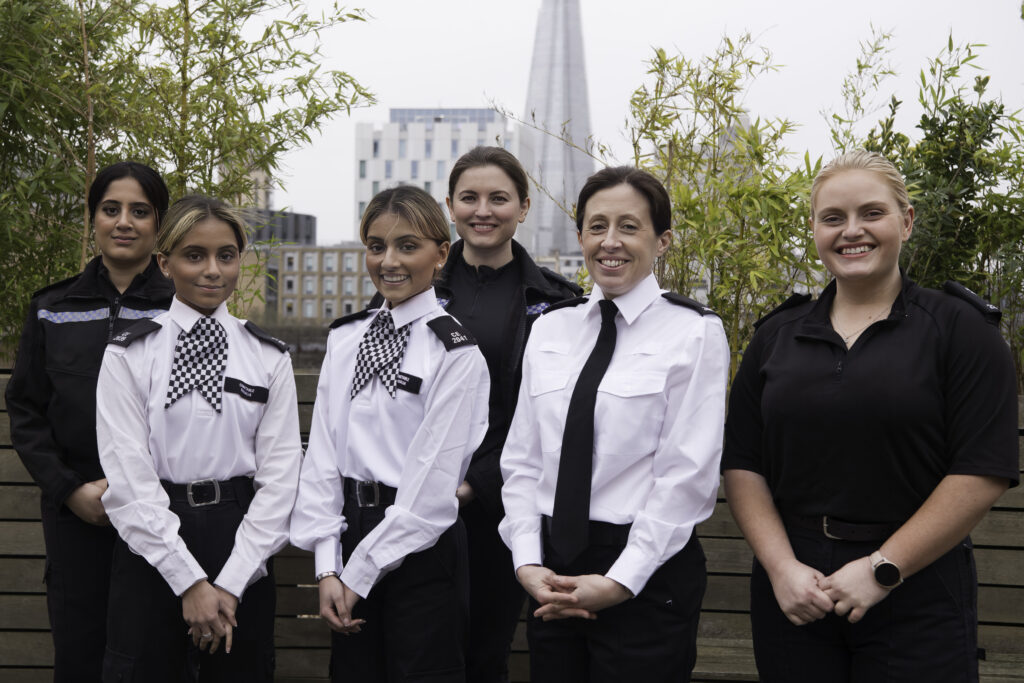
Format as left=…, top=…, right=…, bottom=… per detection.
left=319, top=575, right=365, bottom=635
left=769, top=555, right=891, bottom=626
left=516, top=565, right=632, bottom=621
left=183, top=580, right=238, bottom=654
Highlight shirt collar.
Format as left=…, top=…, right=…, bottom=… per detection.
left=382, top=286, right=439, bottom=329
left=587, top=273, right=661, bottom=325
left=168, top=296, right=231, bottom=333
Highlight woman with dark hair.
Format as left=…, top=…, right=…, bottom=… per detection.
left=722, top=150, right=1018, bottom=682
left=500, top=166, right=729, bottom=682
left=291, top=185, right=491, bottom=682
left=97, top=195, right=301, bottom=681
left=6, top=161, right=175, bottom=682
left=442, top=145, right=581, bottom=682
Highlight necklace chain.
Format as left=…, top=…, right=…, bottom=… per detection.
left=830, top=303, right=892, bottom=344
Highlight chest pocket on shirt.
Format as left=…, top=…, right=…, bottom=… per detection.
left=595, top=371, right=667, bottom=456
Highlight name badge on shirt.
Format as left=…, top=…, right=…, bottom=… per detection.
left=396, top=372, right=422, bottom=395
left=224, top=377, right=269, bottom=403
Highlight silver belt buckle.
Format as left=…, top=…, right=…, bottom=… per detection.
left=186, top=479, right=221, bottom=507
left=356, top=481, right=380, bottom=507
left=822, top=516, right=842, bottom=540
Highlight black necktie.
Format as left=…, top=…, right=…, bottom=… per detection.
left=550, top=298, right=618, bottom=564
left=165, top=316, right=228, bottom=412
left=351, top=309, right=411, bottom=399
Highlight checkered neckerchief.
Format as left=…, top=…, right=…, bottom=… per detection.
left=350, top=309, right=410, bottom=399
left=165, top=316, right=228, bottom=412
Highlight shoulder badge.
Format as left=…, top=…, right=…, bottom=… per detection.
left=661, top=292, right=717, bottom=317
left=244, top=321, right=289, bottom=353
left=426, top=315, right=477, bottom=350
left=329, top=308, right=375, bottom=329
left=754, top=292, right=812, bottom=329
left=942, top=281, right=1001, bottom=325
left=108, top=319, right=162, bottom=347
left=541, top=296, right=588, bottom=314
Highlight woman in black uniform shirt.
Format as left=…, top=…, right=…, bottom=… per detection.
left=6, top=161, right=173, bottom=682
left=443, top=146, right=581, bottom=682
left=722, top=150, right=1019, bottom=682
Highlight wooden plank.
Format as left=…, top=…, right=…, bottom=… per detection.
left=295, top=372, right=318, bottom=403
left=692, top=643, right=758, bottom=681
left=274, top=545, right=314, bottom=560
left=977, top=548, right=1024, bottom=586
left=0, top=448, right=33, bottom=484
left=696, top=503, right=742, bottom=539
left=974, top=511, right=1024, bottom=548
left=0, top=631, right=53, bottom=667
left=274, top=555, right=316, bottom=585
left=994, top=483, right=1024, bottom=510
left=277, top=585, right=319, bottom=617
left=0, top=521, right=45, bottom=555
left=0, top=485, right=40, bottom=520
left=0, top=558, right=45, bottom=592
left=276, top=647, right=330, bottom=678
left=274, top=617, right=331, bottom=647
left=979, top=586, right=1024, bottom=626
left=703, top=537, right=753, bottom=575
left=0, top=594, right=50, bottom=629
left=0, top=417, right=10, bottom=447
left=980, top=624, right=1024, bottom=656
left=0, top=670, right=53, bottom=683
left=701, top=575, right=750, bottom=613
left=698, top=611, right=752, bottom=641
left=299, top=404, right=313, bottom=433
left=509, top=651, right=529, bottom=683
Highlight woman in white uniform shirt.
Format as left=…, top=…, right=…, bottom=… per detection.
left=290, top=185, right=490, bottom=682
left=499, top=167, right=730, bottom=683
left=97, top=195, right=301, bottom=681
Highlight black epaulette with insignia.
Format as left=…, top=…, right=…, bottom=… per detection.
left=329, top=308, right=376, bottom=329
left=244, top=321, right=289, bottom=353
left=108, top=319, right=162, bottom=347
left=942, top=281, right=1002, bottom=325
left=541, top=296, right=588, bottom=314
left=426, top=316, right=477, bottom=350
left=661, top=292, right=717, bottom=317
left=754, top=293, right=812, bottom=329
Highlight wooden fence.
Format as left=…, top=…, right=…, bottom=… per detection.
left=1, top=369, right=1022, bottom=682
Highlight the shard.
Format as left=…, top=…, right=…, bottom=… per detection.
left=519, top=0, right=594, bottom=257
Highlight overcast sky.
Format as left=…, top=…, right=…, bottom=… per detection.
left=274, top=0, right=1024, bottom=245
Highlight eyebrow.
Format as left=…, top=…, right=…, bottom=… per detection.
left=367, top=233, right=425, bottom=242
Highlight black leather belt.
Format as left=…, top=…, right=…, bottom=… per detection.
left=344, top=478, right=397, bottom=508
left=161, top=476, right=254, bottom=508
left=783, top=513, right=899, bottom=542
left=542, top=515, right=631, bottom=546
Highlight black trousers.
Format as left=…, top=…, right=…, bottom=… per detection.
left=40, top=496, right=118, bottom=683
left=461, top=499, right=525, bottom=683
left=102, top=490, right=275, bottom=683
left=527, top=525, right=707, bottom=683
left=750, top=525, right=979, bottom=683
left=330, top=498, right=469, bottom=683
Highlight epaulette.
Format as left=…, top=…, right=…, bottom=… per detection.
left=329, top=308, right=375, bottom=329
left=754, top=293, right=812, bottom=329
left=661, top=292, right=717, bottom=317
left=942, top=281, right=1001, bottom=325
left=541, top=296, right=588, bottom=314
left=539, top=267, right=584, bottom=296
left=31, top=273, right=80, bottom=299
left=426, top=315, right=477, bottom=350
left=244, top=321, right=289, bottom=353
left=108, top=319, right=162, bottom=347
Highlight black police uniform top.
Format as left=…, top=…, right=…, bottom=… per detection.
left=722, top=272, right=1019, bottom=524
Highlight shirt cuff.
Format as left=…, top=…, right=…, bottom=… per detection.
left=509, top=531, right=544, bottom=572
left=314, top=538, right=341, bottom=579
left=340, top=554, right=379, bottom=599
left=156, top=550, right=208, bottom=597
left=605, top=544, right=656, bottom=598
left=214, top=552, right=264, bottom=600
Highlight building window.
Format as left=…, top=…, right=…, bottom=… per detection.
left=303, top=300, right=315, bottom=318
left=343, top=302, right=354, bottom=315
left=324, top=253, right=336, bottom=272
left=385, top=160, right=393, bottom=179
left=451, top=139, right=458, bottom=157
left=303, top=277, right=316, bottom=295
left=284, top=276, right=295, bottom=293
left=285, top=253, right=296, bottom=270
left=362, top=277, right=374, bottom=294
left=411, top=160, right=419, bottom=179
left=284, top=300, right=295, bottom=316
left=372, top=140, right=379, bottom=158
left=424, top=139, right=432, bottom=159
left=359, top=160, right=366, bottom=179
left=437, top=160, right=445, bottom=179
left=343, top=277, right=354, bottom=295
left=398, top=139, right=407, bottom=158
left=372, top=181, right=380, bottom=195
left=304, top=253, right=315, bottom=272
left=424, top=180, right=432, bottom=195
left=358, top=201, right=366, bottom=218
left=344, top=253, right=355, bottom=272
left=324, top=277, right=336, bottom=295
left=324, top=301, right=335, bottom=318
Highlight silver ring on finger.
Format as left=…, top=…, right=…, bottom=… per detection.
left=201, top=632, right=213, bottom=639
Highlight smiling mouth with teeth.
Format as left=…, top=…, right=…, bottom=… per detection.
left=380, top=274, right=408, bottom=283
left=600, top=259, right=627, bottom=267
left=840, top=245, right=874, bottom=255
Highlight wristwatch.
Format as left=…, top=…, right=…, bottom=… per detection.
left=870, top=551, right=903, bottom=589
left=315, top=570, right=339, bottom=582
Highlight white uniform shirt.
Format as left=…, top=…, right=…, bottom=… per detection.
left=289, top=287, right=490, bottom=598
left=499, top=273, right=729, bottom=596
left=97, top=298, right=302, bottom=598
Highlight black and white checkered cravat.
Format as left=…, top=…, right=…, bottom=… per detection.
left=351, top=309, right=410, bottom=399
left=165, top=316, right=229, bottom=412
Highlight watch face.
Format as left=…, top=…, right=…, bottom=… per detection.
left=874, top=561, right=901, bottom=587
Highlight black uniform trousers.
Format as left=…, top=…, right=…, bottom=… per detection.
left=750, top=523, right=978, bottom=683
left=461, top=499, right=526, bottom=683
left=527, top=521, right=707, bottom=683
left=330, top=491, right=469, bottom=683
left=40, top=495, right=118, bottom=683
left=102, top=480, right=275, bottom=683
